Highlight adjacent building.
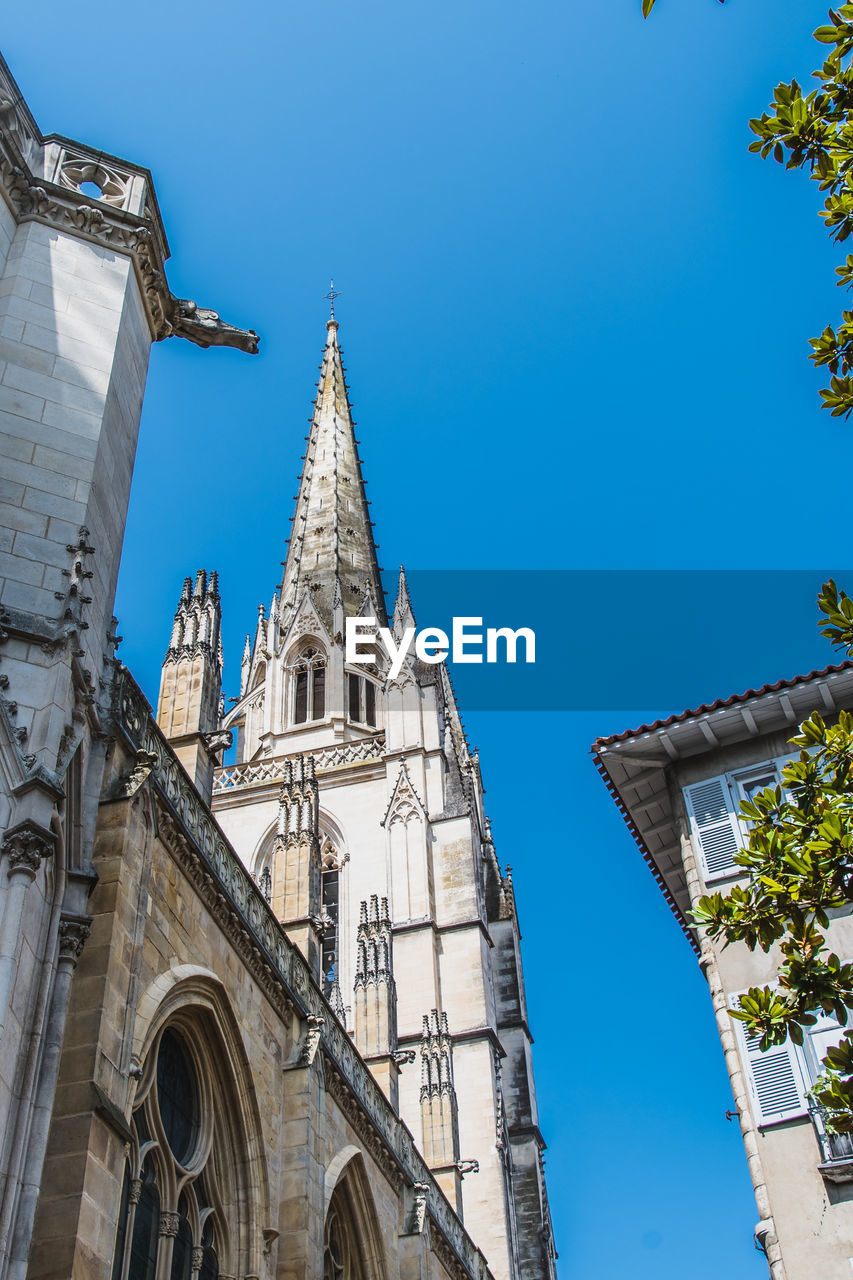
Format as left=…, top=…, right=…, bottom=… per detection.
left=593, top=662, right=853, bottom=1280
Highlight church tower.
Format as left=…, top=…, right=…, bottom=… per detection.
left=157, top=569, right=224, bottom=802
left=158, top=313, right=557, bottom=1280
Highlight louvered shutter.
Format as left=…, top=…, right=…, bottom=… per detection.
left=732, top=998, right=808, bottom=1125
left=684, top=775, right=742, bottom=880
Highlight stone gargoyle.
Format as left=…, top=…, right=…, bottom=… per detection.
left=168, top=296, right=259, bottom=354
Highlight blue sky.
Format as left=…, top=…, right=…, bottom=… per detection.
left=5, top=0, right=844, bottom=1274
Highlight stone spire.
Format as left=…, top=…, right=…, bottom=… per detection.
left=157, top=570, right=225, bottom=803
left=165, top=570, right=222, bottom=667
left=392, top=564, right=416, bottom=640
left=279, top=318, right=386, bottom=631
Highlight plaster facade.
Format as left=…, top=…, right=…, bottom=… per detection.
left=595, top=664, right=853, bottom=1279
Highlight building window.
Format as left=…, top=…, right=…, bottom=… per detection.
left=114, top=1027, right=224, bottom=1280
left=684, top=758, right=792, bottom=884
left=347, top=673, right=377, bottom=727
left=732, top=990, right=848, bottom=1131
left=321, top=861, right=340, bottom=997
left=292, top=646, right=326, bottom=724
left=323, top=1190, right=365, bottom=1280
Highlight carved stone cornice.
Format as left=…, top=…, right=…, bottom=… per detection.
left=111, top=665, right=493, bottom=1280
left=324, top=1055, right=407, bottom=1194
left=2, top=820, right=55, bottom=878
left=0, top=147, right=173, bottom=341
left=153, top=800, right=294, bottom=1026
left=0, top=56, right=258, bottom=350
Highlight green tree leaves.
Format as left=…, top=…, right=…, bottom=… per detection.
left=641, top=0, right=725, bottom=15
left=747, top=8, right=853, bottom=417
left=643, top=4, right=853, bottom=418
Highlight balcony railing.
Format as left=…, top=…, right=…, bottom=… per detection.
left=213, top=733, right=386, bottom=794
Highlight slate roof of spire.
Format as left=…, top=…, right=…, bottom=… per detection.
left=279, top=317, right=386, bottom=629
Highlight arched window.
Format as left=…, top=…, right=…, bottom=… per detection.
left=113, top=1027, right=225, bottom=1280
left=324, top=1188, right=366, bottom=1280
left=291, top=646, right=326, bottom=725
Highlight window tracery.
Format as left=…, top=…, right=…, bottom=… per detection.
left=113, top=1027, right=225, bottom=1280
left=323, top=1191, right=366, bottom=1280
left=291, top=645, right=326, bottom=724
left=321, top=839, right=341, bottom=999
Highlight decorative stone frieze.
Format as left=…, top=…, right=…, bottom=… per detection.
left=0, top=76, right=256, bottom=349
left=212, top=734, right=385, bottom=794
left=0, top=140, right=172, bottom=340
left=57, top=156, right=133, bottom=208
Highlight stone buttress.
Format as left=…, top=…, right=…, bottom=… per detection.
left=0, top=51, right=256, bottom=1280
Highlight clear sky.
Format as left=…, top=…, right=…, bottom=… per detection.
left=4, top=0, right=844, bottom=1274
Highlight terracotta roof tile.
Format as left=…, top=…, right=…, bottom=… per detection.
left=592, top=660, right=853, bottom=750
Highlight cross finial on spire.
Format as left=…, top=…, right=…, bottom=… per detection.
left=323, top=279, right=342, bottom=321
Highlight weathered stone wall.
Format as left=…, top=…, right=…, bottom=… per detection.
left=30, top=677, right=495, bottom=1280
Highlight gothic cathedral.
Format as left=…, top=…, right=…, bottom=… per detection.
left=157, top=315, right=556, bottom=1280
left=0, top=50, right=556, bottom=1280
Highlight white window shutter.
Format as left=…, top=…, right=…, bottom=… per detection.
left=684, top=776, right=742, bottom=879
left=803, top=1013, right=846, bottom=1084
left=732, top=1000, right=808, bottom=1125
